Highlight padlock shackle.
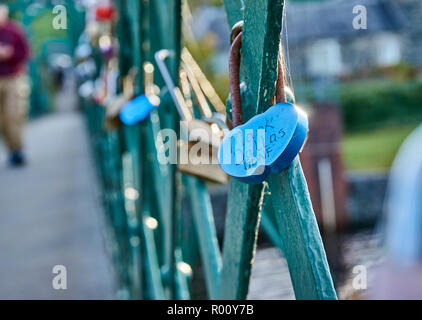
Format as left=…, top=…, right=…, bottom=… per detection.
left=143, top=62, right=156, bottom=97
left=179, top=70, right=195, bottom=115
left=122, top=66, right=139, bottom=100
left=181, top=48, right=227, bottom=116
left=275, top=52, right=287, bottom=104
left=181, top=61, right=213, bottom=119
left=155, top=49, right=193, bottom=121
left=229, top=32, right=243, bottom=128
left=229, top=31, right=287, bottom=127
left=181, top=49, right=231, bottom=131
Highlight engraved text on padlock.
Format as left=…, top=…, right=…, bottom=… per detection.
left=218, top=102, right=308, bottom=184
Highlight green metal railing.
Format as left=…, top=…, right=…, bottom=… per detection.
left=81, top=0, right=337, bottom=300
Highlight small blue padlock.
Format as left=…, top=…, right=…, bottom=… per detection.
left=218, top=102, right=308, bottom=184
left=119, top=94, right=159, bottom=126
left=218, top=30, right=308, bottom=184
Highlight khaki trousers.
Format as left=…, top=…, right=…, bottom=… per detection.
left=0, top=74, right=30, bottom=152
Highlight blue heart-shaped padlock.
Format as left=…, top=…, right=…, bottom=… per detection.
left=120, top=94, right=159, bottom=126
left=218, top=102, right=308, bottom=184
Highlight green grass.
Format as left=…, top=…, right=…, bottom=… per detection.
left=341, top=124, right=419, bottom=172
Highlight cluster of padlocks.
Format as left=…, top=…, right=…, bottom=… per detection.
left=74, top=0, right=233, bottom=299
left=75, top=2, right=234, bottom=184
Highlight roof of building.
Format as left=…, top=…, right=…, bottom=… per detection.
left=191, top=0, right=407, bottom=50
left=285, top=0, right=405, bottom=42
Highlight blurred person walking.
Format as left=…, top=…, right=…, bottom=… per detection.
left=0, top=4, right=30, bottom=167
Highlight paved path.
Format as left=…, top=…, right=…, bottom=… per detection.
left=0, top=111, right=116, bottom=299
left=249, top=246, right=295, bottom=300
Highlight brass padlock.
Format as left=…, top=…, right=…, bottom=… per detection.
left=155, top=50, right=228, bottom=184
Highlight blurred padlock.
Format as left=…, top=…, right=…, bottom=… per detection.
left=181, top=48, right=227, bottom=116
left=120, top=62, right=160, bottom=126
left=155, top=50, right=228, bottom=184
left=104, top=67, right=137, bottom=130
left=95, top=5, right=116, bottom=21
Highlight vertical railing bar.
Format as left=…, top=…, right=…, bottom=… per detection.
left=219, top=0, right=284, bottom=300
left=183, top=175, right=223, bottom=299
left=268, top=160, right=338, bottom=299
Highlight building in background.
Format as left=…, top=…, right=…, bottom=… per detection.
left=285, top=0, right=406, bottom=80
left=190, top=0, right=422, bottom=78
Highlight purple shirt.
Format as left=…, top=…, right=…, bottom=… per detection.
left=0, top=21, right=30, bottom=77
